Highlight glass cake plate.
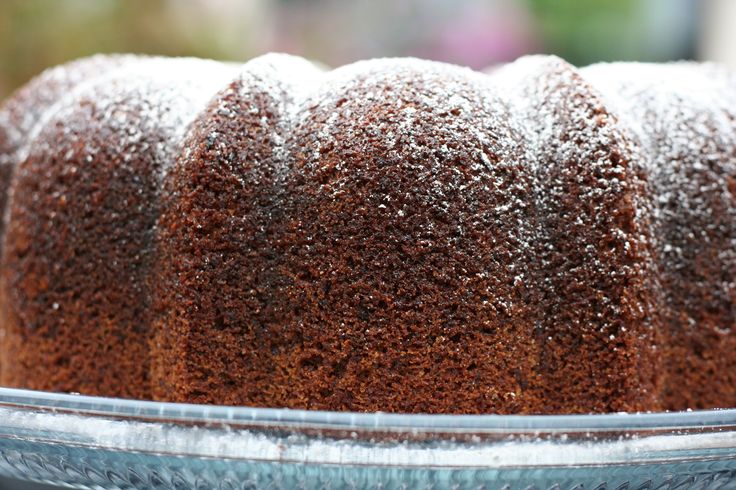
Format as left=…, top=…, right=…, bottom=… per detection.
left=0, top=388, right=734, bottom=489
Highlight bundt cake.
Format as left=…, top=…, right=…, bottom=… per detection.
left=0, top=53, right=733, bottom=414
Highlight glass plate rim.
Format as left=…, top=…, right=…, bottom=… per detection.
left=0, top=387, right=735, bottom=433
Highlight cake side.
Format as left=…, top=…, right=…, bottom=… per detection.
left=494, top=56, right=663, bottom=413
left=0, top=57, right=236, bottom=398
left=152, top=54, right=323, bottom=404
left=0, top=53, right=734, bottom=413
left=582, top=62, right=736, bottom=410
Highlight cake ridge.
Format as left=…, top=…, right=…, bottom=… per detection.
left=0, top=55, right=132, bottom=161
left=582, top=61, right=736, bottom=410
left=492, top=54, right=664, bottom=411
left=0, top=56, right=239, bottom=398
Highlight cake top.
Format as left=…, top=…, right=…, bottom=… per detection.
left=4, top=52, right=733, bottom=178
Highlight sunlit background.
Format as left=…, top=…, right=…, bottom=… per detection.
left=1, top=0, right=736, bottom=100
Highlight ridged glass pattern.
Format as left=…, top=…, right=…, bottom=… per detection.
left=0, top=388, right=734, bottom=489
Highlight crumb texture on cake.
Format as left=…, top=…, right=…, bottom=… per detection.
left=0, top=53, right=733, bottom=414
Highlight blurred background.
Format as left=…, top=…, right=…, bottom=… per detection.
left=1, top=0, right=735, bottom=100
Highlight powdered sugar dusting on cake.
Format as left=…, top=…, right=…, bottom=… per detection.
left=240, top=53, right=324, bottom=115
left=491, top=55, right=664, bottom=410
left=3, top=56, right=239, bottom=255
left=582, top=62, right=736, bottom=339
left=19, top=57, right=238, bottom=184
left=494, top=55, right=657, bottom=323
left=0, top=55, right=137, bottom=170
left=0, top=56, right=142, bottom=257
left=582, top=62, right=736, bottom=228
left=292, top=56, right=531, bottom=226
left=300, top=57, right=535, bottom=264
left=238, top=54, right=324, bottom=173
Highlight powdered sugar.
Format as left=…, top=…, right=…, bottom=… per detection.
left=290, top=56, right=531, bottom=213
left=0, top=56, right=135, bottom=170
left=494, top=55, right=656, bottom=327
left=13, top=57, right=238, bottom=194
left=583, top=62, right=736, bottom=333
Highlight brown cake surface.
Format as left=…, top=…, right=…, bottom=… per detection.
left=0, top=53, right=734, bottom=414
left=495, top=56, right=663, bottom=413
left=0, top=57, right=237, bottom=397
left=153, top=55, right=544, bottom=413
left=0, top=56, right=133, bottom=257
left=582, top=63, right=736, bottom=411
